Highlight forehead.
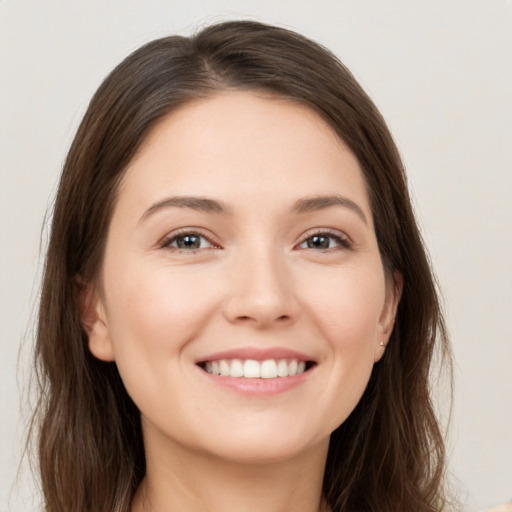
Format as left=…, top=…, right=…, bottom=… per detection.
left=118, top=91, right=370, bottom=216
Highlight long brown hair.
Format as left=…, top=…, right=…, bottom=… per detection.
left=32, top=20, right=452, bottom=511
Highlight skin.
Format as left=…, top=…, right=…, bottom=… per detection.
left=80, top=91, right=401, bottom=512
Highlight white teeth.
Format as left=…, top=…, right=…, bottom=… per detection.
left=261, top=360, right=277, bottom=379
left=243, top=359, right=261, bottom=378
left=202, top=358, right=311, bottom=378
left=219, top=360, right=230, bottom=376
left=230, top=359, right=244, bottom=377
left=277, top=360, right=289, bottom=377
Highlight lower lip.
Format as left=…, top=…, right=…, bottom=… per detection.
left=197, top=366, right=312, bottom=396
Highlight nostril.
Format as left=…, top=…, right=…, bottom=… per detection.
left=275, top=315, right=295, bottom=326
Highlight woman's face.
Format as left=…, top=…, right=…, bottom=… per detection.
left=83, top=91, right=399, bottom=464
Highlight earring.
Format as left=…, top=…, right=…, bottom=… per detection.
left=380, top=341, right=385, bottom=347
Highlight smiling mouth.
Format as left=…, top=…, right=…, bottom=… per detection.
left=197, top=359, right=316, bottom=379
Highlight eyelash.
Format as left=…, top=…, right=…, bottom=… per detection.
left=297, top=229, right=352, bottom=251
left=160, top=228, right=352, bottom=253
left=160, top=229, right=218, bottom=253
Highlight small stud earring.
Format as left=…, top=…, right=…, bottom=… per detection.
left=380, top=341, right=385, bottom=347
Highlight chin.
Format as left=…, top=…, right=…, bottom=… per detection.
left=205, top=435, right=327, bottom=466
left=183, top=414, right=334, bottom=466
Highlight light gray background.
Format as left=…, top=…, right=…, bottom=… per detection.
left=1, top=1, right=510, bottom=510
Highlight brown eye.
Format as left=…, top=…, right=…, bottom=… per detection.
left=165, top=232, right=213, bottom=251
left=298, top=232, right=351, bottom=250
left=306, top=235, right=330, bottom=249
left=176, top=235, right=201, bottom=249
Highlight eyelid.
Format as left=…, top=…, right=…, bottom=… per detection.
left=158, top=227, right=352, bottom=252
left=159, top=227, right=221, bottom=251
left=295, top=228, right=352, bottom=250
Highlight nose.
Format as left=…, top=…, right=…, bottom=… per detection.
left=222, top=246, right=299, bottom=329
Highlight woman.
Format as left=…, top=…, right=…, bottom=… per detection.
left=33, top=20, right=452, bottom=511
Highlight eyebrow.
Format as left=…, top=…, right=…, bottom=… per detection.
left=141, top=196, right=232, bottom=222
left=140, top=194, right=367, bottom=224
left=292, top=195, right=368, bottom=224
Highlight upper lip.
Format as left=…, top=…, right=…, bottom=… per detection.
left=195, top=347, right=316, bottom=364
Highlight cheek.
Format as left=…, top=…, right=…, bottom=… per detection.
left=297, top=264, right=385, bottom=422
left=103, top=259, right=221, bottom=364
left=300, top=264, right=386, bottom=348
left=101, top=259, right=225, bottom=418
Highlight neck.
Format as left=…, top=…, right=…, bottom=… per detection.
left=131, top=431, right=330, bottom=512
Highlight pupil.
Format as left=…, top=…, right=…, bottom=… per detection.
left=308, top=236, right=329, bottom=249
left=178, top=235, right=200, bottom=249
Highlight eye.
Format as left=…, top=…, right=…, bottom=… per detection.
left=162, top=231, right=216, bottom=251
left=297, top=231, right=351, bottom=250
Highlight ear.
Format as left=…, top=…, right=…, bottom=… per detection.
left=374, top=271, right=403, bottom=362
left=75, top=276, right=115, bottom=362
